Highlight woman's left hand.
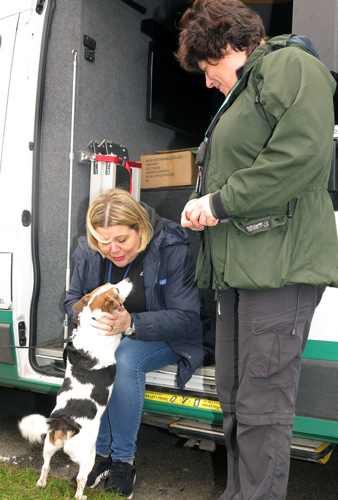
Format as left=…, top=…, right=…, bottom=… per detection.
left=92, top=306, right=130, bottom=336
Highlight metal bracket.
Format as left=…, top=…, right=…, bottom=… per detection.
left=78, top=151, right=96, bottom=164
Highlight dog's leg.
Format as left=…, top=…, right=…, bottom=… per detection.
left=37, top=434, right=59, bottom=487
left=75, top=450, right=96, bottom=500
left=75, top=478, right=87, bottom=500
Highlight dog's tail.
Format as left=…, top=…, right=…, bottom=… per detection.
left=18, top=414, right=49, bottom=444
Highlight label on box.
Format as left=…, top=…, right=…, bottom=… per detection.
left=140, top=151, right=197, bottom=189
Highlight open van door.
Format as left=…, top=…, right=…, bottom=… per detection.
left=0, top=0, right=57, bottom=389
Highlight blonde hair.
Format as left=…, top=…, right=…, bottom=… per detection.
left=86, top=189, right=154, bottom=256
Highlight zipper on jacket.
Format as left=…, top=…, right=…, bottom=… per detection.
left=203, top=125, right=225, bottom=289
left=197, top=83, right=242, bottom=288
left=207, top=225, right=224, bottom=289
left=149, top=249, right=162, bottom=308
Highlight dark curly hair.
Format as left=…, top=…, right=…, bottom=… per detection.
left=176, top=0, right=266, bottom=73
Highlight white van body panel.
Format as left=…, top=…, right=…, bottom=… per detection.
left=309, top=213, right=338, bottom=342
left=0, top=2, right=50, bottom=383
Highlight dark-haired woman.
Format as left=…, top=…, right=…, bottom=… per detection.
left=176, top=1, right=338, bottom=499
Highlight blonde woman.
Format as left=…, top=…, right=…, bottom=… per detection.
left=64, top=188, right=214, bottom=499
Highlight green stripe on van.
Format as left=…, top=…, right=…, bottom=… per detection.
left=303, top=340, right=338, bottom=361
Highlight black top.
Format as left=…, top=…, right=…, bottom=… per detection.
left=101, top=250, right=146, bottom=313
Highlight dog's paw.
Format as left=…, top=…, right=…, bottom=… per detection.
left=36, top=479, right=46, bottom=488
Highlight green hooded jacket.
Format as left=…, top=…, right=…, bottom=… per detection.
left=194, top=35, right=338, bottom=291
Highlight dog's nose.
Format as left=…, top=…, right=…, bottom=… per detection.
left=125, top=277, right=131, bottom=283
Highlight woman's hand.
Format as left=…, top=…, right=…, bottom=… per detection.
left=92, top=305, right=131, bottom=336
left=181, top=199, right=201, bottom=230
left=181, top=195, right=219, bottom=230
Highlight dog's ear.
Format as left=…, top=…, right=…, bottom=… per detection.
left=105, top=294, right=122, bottom=313
left=73, top=294, right=92, bottom=313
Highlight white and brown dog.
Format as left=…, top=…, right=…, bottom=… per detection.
left=19, top=278, right=133, bottom=500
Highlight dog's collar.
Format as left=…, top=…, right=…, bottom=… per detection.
left=71, top=317, right=80, bottom=326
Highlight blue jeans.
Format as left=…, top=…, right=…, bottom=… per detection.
left=96, top=336, right=181, bottom=462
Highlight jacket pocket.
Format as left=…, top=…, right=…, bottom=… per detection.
left=224, top=213, right=292, bottom=289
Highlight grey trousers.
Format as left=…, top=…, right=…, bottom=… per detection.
left=216, top=284, right=324, bottom=500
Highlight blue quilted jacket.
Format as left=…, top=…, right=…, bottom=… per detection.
left=64, top=204, right=215, bottom=388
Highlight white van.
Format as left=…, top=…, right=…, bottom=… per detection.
left=1, top=0, right=337, bottom=463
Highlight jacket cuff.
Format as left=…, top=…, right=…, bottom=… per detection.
left=211, top=192, right=230, bottom=220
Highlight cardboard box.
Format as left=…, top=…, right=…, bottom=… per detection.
left=140, top=148, right=198, bottom=189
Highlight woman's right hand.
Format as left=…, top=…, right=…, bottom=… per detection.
left=92, top=307, right=130, bottom=336
left=181, top=196, right=219, bottom=230
left=181, top=199, right=205, bottom=231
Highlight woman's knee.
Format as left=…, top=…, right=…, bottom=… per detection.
left=115, top=340, right=136, bottom=375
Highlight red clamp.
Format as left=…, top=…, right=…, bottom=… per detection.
left=95, top=155, right=141, bottom=194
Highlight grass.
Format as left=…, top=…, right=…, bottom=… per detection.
left=0, top=461, right=125, bottom=500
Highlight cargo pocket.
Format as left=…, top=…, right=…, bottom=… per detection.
left=247, top=326, right=280, bottom=388
left=224, top=213, right=292, bottom=289
left=248, top=319, right=303, bottom=390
